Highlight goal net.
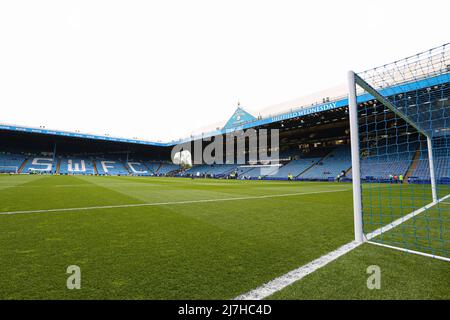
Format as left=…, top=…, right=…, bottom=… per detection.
left=348, top=44, right=450, bottom=261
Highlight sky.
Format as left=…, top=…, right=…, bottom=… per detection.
left=0, top=0, right=448, bottom=142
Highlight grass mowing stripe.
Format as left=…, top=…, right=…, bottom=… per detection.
left=0, top=175, right=45, bottom=191
left=0, top=175, right=147, bottom=214
left=0, top=188, right=351, bottom=216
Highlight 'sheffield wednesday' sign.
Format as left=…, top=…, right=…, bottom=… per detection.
left=271, top=101, right=338, bottom=122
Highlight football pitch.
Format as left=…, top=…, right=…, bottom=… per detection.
left=0, top=175, right=448, bottom=299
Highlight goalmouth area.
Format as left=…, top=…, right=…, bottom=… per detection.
left=0, top=175, right=447, bottom=299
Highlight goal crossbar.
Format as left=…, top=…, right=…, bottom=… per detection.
left=353, top=73, right=427, bottom=137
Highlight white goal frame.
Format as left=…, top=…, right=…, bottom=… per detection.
left=347, top=70, right=448, bottom=261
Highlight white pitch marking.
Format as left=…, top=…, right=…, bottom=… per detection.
left=367, top=241, right=450, bottom=262
left=0, top=188, right=351, bottom=216
left=234, top=241, right=362, bottom=300
left=235, top=193, right=450, bottom=300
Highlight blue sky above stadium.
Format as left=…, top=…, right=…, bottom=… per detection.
left=0, top=0, right=448, bottom=142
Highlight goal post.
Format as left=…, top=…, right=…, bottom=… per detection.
left=347, top=43, right=450, bottom=261
left=426, top=136, right=438, bottom=203
left=348, top=70, right=364, bottom=243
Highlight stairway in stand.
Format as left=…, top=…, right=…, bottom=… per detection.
left=18, top=158, right=28, bottom=174
left=55, top=158, right=61, bottom=174
left=122, top=161, right=132, bottom=174
left=92, top=160, right=99, bottom=175
left=295, top=150, right=333, bottom=178
left=404, top=148, right=421, bottom=183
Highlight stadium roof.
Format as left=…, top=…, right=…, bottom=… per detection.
left=2, top=44, right=448, bottom=148
left=1, top=73, right=447, bottom=148
left=223, top=104, right=257, bottom=130
left=175, top=73, right=448, bottom=142
left=0, top=122, right=170, bottom=147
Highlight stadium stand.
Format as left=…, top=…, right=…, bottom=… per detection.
left=299, top=145, right=351, bottom=180
left=95, top=159, right=130, bottom=175
left=184, top=164, right=210, bottom=175
left=156, top=162, right=180, bottom=175
left=22, top=156, right=56, bottom=174
left=410, top=143, right=449, bottom=182
left=0, top=153, right=27, bottom=173
left=183, top=163, right=238, bottom=177
left=359, top=141, right=419, bottom=181
left=205, top=164, right=239, bottom=176
left=2, top=142, right=449, bottom=183
left=266, top=158, right=321, bottom=179
left=237, top=165, right=280, bottom=179
left=145, top=162, right=161, bottom=175
left=126, top=161, right=151, bottom=175
left=5, top=141, right=447, bottom=183
left=59, top=157, right=95, bottom=175
left=235, top=166, right=257, bottom=177
left=279, top=149, right=303, bottom=160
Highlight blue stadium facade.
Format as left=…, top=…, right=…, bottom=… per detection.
left=1, top=46, right=448, bottom=183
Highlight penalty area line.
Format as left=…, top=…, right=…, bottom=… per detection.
left=0, top=188, right=351, bottom=216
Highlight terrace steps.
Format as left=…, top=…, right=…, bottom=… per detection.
left=92, top=160, right=99, bottom=175
left=143, top=162, right=153, bottom=174
left=55, top=158, right=61, bottom=174
left=404, top=149, right=421, bottom=182
left=295, top=150, right=333, bottom=178
left=122, top=161, right=132, bottom=174
left=18, top=158, right=28, bottom=174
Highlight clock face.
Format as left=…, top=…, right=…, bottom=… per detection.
left=236, top=115, right=241, bottom=121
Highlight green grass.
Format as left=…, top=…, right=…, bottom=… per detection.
left=0, top=175, right=447, bottom=299
left=362, top=183, right=450, bottom=257
left=269, top=243, right=450, bottom=299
